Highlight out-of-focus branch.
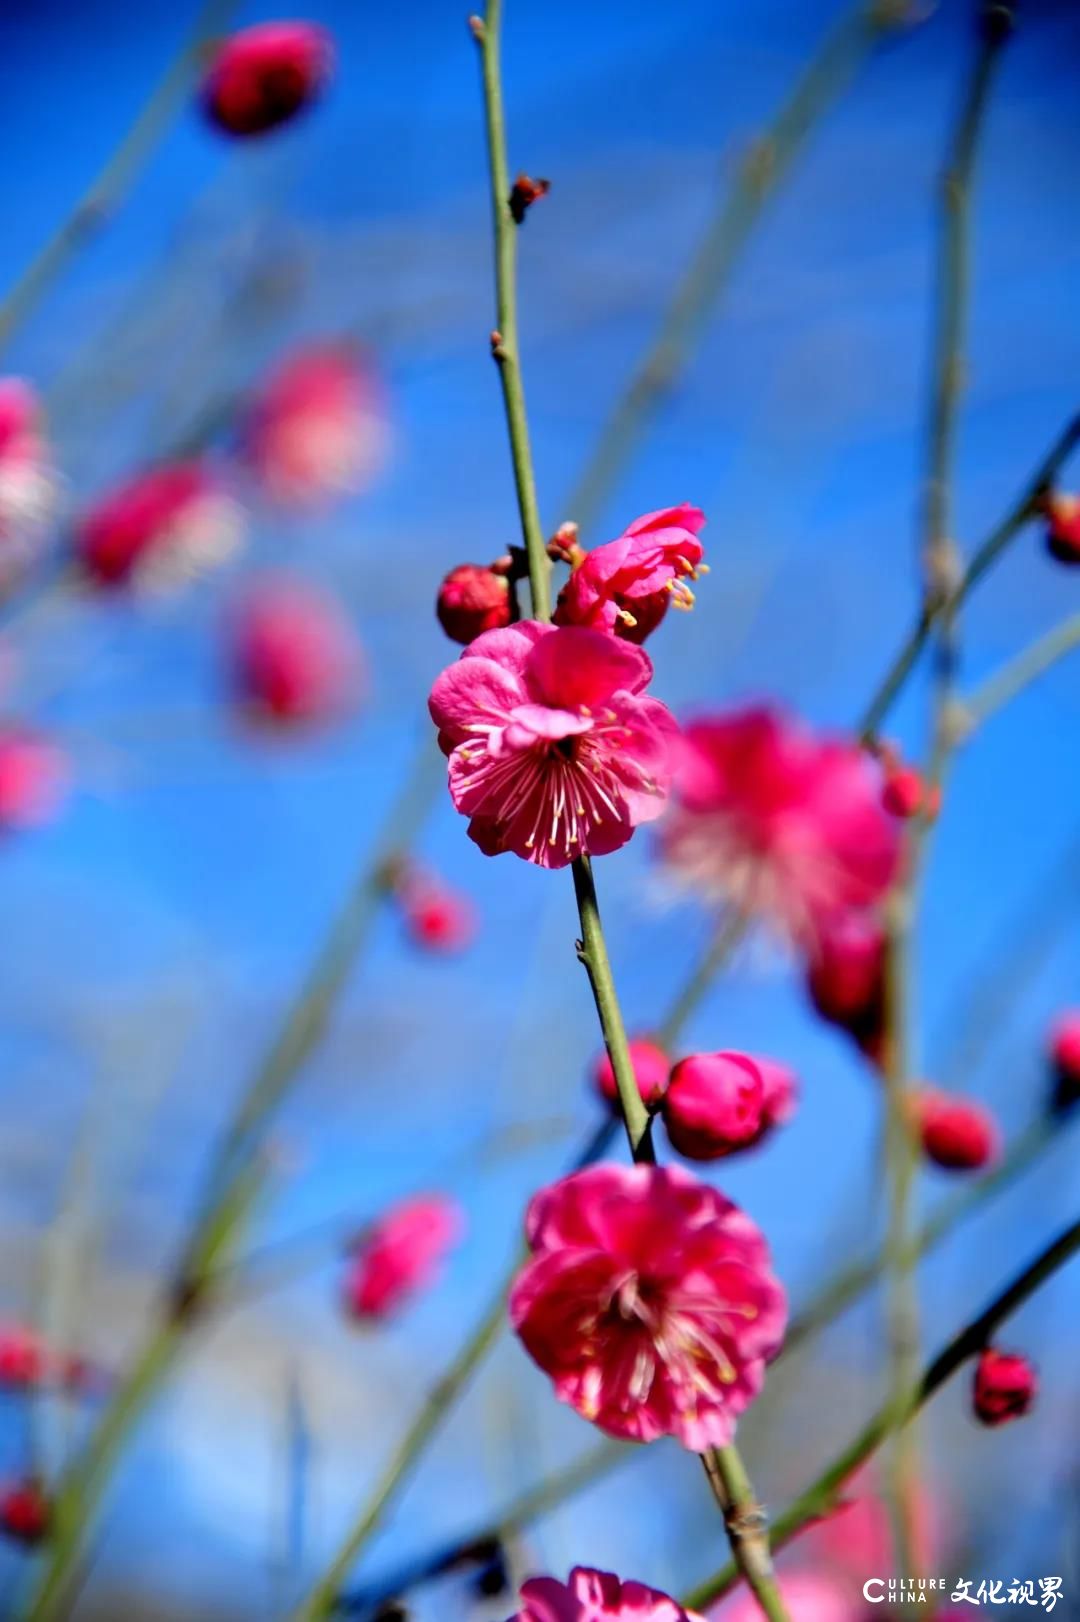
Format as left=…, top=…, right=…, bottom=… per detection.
left=858, top=406, right=1080, bottom=745
left=0, top=0, right=239, bottom=360
left=879, top=5, right=1012, bottom=1572
left=684, top=1213, right=1080, bottom=1611
left=958, top=611, right=1080, bottom=736
left=565, top=0, right=919, bottom=538
left=20, top=743, right=442, bottom=1622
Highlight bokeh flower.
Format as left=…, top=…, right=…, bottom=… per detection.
left=508, top=1567, right=704, bottom=1622
left=805, top=910, right=885, bottom=1056
left=76, top=462, right=243, bottom=590
left=0, top=379, right=56, bottom=564
left=554, top=504, right=706, bottom=644
left=242, top=345, right=388, bottom=507
left=1049, top=1009, right=1080, bottom=1115
left=0, top=731, right=68, bottom=831
left=0, top=1479, right=49, bottom=1546
left=429, top=622, right=677, bottom=868
left=391, top=862, right=477, bottom=953
left=227, top=576, right=361, bottom=726
left=344, top=1194, right=463, bottom=1320
left=509, top=1163, right=786, bottom=1449
left=661, top=707, right=899, bottom=948
left=202, top=21, right=333, bottom=137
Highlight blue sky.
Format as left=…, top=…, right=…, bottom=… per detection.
left=0, top=0, right=1078, bottom=1615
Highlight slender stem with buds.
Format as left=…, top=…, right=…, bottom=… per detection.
left=0, top=0, right=239, bottom=360
left=685, top=1214, right=1080, bottom=1612
left=878, top=6, right=1012, bottom=1573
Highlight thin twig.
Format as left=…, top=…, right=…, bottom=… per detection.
left=684, top=1213, right=1080, bottom=1611
left=0, top=0, right=239, bottom=360
left=879, top=5, right=1012, bottom=1572
left=958, top=611, right=1080, bottom=737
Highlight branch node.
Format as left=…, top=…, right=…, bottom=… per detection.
left=468, top=13, right=486, bottom=42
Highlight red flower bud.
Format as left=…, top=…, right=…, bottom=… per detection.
left=508, top=174, right=551, bottom=224
left=436, top=563, right=512, bottom=645
left=911, top=1088, right=1001, bottom=1171
left=391, top=863, right=477, bottom=953
left=1043, top=491, right=1080, bottom=565
left=0, top=1480, right=49, bottom=1546
left=202, top=22, right=333, bottom=138
left=972, top=1346, right=1037, bottom=1427
left=806, top=911, right=886, bottom=1048
left=881, top=760, right=941, bottom=821
left=1049, top=1010, right=1080, bottom=1115
left=591, top=1038, right=670, bottom=1111
left=662, top=1051, right=766, bottom=1160
left=0, top=1326, right=44, bottom=1389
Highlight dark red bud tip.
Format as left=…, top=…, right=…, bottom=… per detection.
left=0, top=1480, right=50, bottom=1546
left=972, top=1346, right=1036, bottom=1427
left=1043, top=492, right=1080, bottom=565
left=1049, top=1010, right=1080, bottom=1117
left=509, top=174, right=551, bottom=224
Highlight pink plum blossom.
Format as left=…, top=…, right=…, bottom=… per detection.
left=508, top=1567, right=705, bottom=1622
left=0, top=732, right=68, bottom=831
left=0, top=380, right=56, bottom=564
left=429, top=622, right=677, bottom=868
left=660, top=706, right=899, bottom=948
left=242, top=345, right=388, bottom=507
left=344, top=1195, right=463, bottom=1320
left=509, top=1163, right=786, bottom=1450
left=554, top=504, right=706, bottom=644
left=76, top=462, right=243, bottom=591
left=202, top=22, right=333, bottom=138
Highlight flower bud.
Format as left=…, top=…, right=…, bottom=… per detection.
left=806, top=911, right=885, bottom=1046
left=0, top=1327, right=44, bottom=1389
left=972, top=1346, right=1037, bottom=1427
left=0, top=1479, right=49, bottom=1545
left=1043, top=491, right=1080, bottom=565
left=591, top=1038, right=669, bottom=1111
left=508, top=174, right=551, bottom=224
left=880, top=752, right=941, bottom=821
left=911, top=1088, right=1001, bottom=1171
left=1049, top=1010, right=1080, bottom=1116
left=391, top=863, right=477, bottom=953
left=344, top=1195, right=463, bottom=1321
left=662, top=1051, right=766, bottom=1160
left=202, top=22, right=333, bottom=138
left=436, top=563, right=512, bottom=645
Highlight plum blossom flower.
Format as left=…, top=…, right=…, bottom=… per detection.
left=429, top=622, right=677, bottom=868
left=76, top=462, right=244, bottom=591
left=242, top=346, right=388, bottom=507
left=344, top=1194, right=463, bottom=1320
left=509, top=1163, right=786, bottom=1450
left=202, top=22, right=333, bottom=137
left=0, top=380, right=56, bottom=565
left=227, top=576, right=361, bottom=725
left=710, top=1572, right=850, bottom=1622
left=508, top=1567, right=705, bottom=1622
left=660, top=706, right=899, bottom=948
left=554, top=504, right=706, bottom=644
